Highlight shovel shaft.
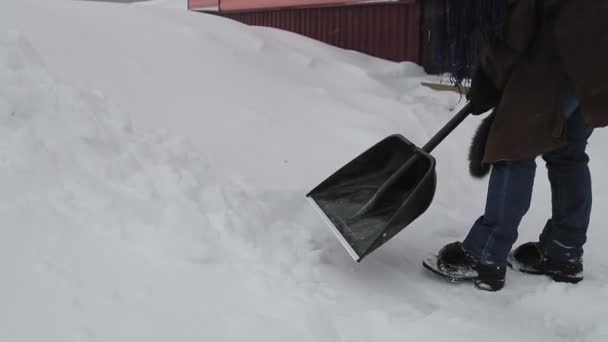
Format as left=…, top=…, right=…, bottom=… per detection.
left=354, top=153, right=419, bottom=217
left=422, top=103, right=473, bottom=153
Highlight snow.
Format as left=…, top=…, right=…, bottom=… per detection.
left=1, top=0, right=607, bottom=341
left=138, top=0, right=188, bottom=9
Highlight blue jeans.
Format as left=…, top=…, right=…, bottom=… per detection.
left=462, top=110, right=593, bottom=267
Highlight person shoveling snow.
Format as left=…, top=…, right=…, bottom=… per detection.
left=424, top=0, right=608, bottom=291
left=309, top=0, right=608, bottom=292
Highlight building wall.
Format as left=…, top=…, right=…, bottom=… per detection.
left=189, top=1, right=422, bottom=64
left=224, top=2, right=420, bottom=63
left=221, top=1, right=400, bottom=12
left=188, top=0, right=217, bottom=11
left=188, top=1, right=413, bottom=12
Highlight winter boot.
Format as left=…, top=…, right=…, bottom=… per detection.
left=508, top=242, right=583, bottom=284
left=423, top=242, right=506, bottom=292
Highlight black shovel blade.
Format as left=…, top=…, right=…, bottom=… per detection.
left=307, top=135, right=437, bottom=262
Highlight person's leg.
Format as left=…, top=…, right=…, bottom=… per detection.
left=462, top=159, right=537, bottom=267
left=539, top=111, right=593, bottom=263
left=426, top=159, right=537, bottom=291
left=509, top=111, right=592, bottom=283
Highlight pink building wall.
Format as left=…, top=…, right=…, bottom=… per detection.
left=188, top=0, right=217, bottom=11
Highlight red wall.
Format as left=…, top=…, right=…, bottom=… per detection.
left=188, top=1, right=413, bottom=12
left=188, top=0, right=217, bottom=10
left=223, top=2, right=421, bottom=63
left=222, top=1, right=368, bottom=12
left=188, top=1, right=422, bottom=64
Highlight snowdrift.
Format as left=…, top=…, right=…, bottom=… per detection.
left=1, top=1, right=607, bottom=341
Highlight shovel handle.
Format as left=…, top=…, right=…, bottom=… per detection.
left=422, top=102, right=473, bottom=153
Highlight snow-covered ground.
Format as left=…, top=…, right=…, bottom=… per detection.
left=1, top=0, right=607, bottom=341
left=138, top=0, right=188, bottom=9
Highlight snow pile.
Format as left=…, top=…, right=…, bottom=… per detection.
left=1, top=31, right=219, bottom=259
left=0, top=29, right=326, bottom=341
left=1, top=0, right=446, bottom=191
left=1, top=0, right=607, bottom=341
left=138, top=0, right=188, bottom=9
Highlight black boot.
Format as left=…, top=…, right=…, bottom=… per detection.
left=423, top=242, right=506, bottom=292
left=508, top=242, right=583, bottom=284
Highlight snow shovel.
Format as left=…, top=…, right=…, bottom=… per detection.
left=307, top=103, right=473, bottom=262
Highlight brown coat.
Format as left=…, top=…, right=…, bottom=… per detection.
left=480, top=0, right=608, bottom=164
